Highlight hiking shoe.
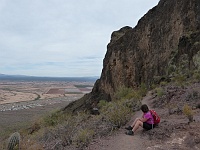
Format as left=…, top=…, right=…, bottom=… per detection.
left=125, top=126, right=133, bottom=130
left=125, top=130, right=134, bottom=135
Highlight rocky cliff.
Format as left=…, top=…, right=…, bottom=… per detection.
left=64, top=0, right=200, bottom=112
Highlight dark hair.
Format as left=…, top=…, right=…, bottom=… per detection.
left=140, top=104, right=149, bottom=113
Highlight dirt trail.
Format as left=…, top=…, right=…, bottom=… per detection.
left=86, top=92, right=155, bottom=150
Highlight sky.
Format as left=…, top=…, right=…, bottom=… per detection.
left=0, top=0, right=159, bottom=77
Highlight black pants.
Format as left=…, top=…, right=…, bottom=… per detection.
left=143, top=122, right=155, bottom=130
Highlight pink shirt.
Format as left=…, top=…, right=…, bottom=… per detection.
left=143, top=111, right=154, bottom=124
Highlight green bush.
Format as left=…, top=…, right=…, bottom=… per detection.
left=114, top=86, right=133, bottom=100
left=120, top=97, right=141, bottom=111
left=150, top=83, right=157, bottom=90
left=97, top=100, right=108, bottom=109
left=42, top=110, right=65, bottom=127
left=114, top=85, right=145, bottom=101
left=55, top=115, right=78, bottom=146
left=100, top=101, right=132, bottom=127
left=160, top=81, right=168, bottom=86
left=99, top=85, right=144, bottom=128
left=155, top=87, right=164, bottom=97
left=138, top=82, right=147, bottom=97
left=192, top=71, right=200, bottom=81
left=74, top=111, right=90, bottom=124
left=74, top=128, right=95, bottom=148
left=183, top=104, right=194, bottom=122
left=172, top=74, right=187, bottom=86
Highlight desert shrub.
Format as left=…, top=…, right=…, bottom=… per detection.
left=183, top=104, right=193, bottom=116
left=155, top=87, right=164, bottom=97
left=126, top=90, right=142, bottom=100
left=193, top=72, right=200, bottom=81
left=31, top=112, right=92, bottom=149
left=42, top=109, right=65, bottom=127
left=193, top=51, right=200, bottom=70
left=74, top=128, right=95, bottom=148
left=74, top=111, right=90, bottom=123
left=150, top=83, right=157, bottom=90
left=60, top=118, right=77, bottom=145
left=122, top=98, right=141, bottom=111
left=114, top=86, right=133, bottom=100
left=18, top=108, right=106, bottom=150
left=114, top=85, right=145, bottom=102
left=100, top=100, right=132, bottom=127
left=167, top=64, right=176, bottom=75
left=138, top=82, right=147, bottom=97
left=183, top=104, right=194, bottom=122
left=97, top=100, right=108, bottom=109
left=99, top=85, right=144, bottom=128
left=172, top=74, right=187, bottom=86
left=160, top=81, right=168, bottom=86
left=44, top=115, right=78, bottom=147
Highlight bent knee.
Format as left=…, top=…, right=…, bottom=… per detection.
left=136, top=120, right=143, bottom=124
left=135, top=118, right=140, bottom=121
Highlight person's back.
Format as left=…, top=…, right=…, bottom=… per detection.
left=143, top=111, right=154, bottom=125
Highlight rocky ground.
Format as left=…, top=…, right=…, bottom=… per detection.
left=86, top=83, right=200, bottom=150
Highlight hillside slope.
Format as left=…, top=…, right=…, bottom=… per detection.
left=86, top=84, right=200, bottom=150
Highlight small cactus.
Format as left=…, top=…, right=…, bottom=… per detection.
left=7, top=132, right=20, bottom=150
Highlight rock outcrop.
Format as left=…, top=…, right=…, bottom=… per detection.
left=64, top=0, right=200, bottom=112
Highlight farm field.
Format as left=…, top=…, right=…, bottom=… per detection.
left=0, top=80, right=94, bottom=105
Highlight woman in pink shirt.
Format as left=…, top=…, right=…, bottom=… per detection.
left=125, top=104, right=155, bottom=135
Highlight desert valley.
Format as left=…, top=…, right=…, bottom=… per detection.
left=0, top=79, right=93, bottom=102
left=0, top=77, right=95, bottom=144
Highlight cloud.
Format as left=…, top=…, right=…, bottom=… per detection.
left=0, top=0, right=159, bottom=77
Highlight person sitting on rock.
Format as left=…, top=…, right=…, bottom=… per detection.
left=125, top=104, right=155, bottom=135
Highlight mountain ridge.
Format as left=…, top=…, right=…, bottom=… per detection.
left=64, top=0, right=200, bottom=113
left=0, top=74, right=98, bottom=82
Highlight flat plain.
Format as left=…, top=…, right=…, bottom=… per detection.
left=0, top=80, right=93, bottom=105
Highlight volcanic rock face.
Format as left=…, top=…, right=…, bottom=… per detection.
left=64, top=0, right=200, bottom=112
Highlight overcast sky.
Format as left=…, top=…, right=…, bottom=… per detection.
left=0, top=0, right=159, bottom=77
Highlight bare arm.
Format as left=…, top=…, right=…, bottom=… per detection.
left=139, top=117, right=148, bottom=122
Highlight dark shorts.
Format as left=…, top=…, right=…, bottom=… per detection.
left=143, top=122, right=155, bottom=130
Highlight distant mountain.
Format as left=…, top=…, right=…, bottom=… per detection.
left=0, top=74, right=28, bottom=77
left=0, top=74, right=99, bottom=82
left=0, top=74, right=8, bottom=76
